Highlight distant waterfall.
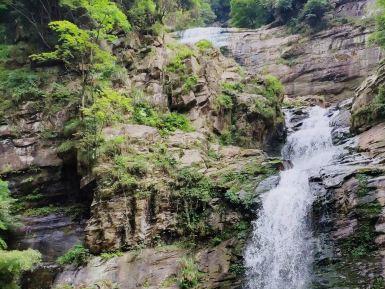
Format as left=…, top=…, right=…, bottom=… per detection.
left=178, top=27, right=232, bottom=47
left=245, top=107, right=341, bottom=289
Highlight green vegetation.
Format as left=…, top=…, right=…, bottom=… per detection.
left=57, top=244, right=91, bottom=267
left=177, top=257, right=203, bottom=289
left=0, top=180, right=13, bottom=249
left=247, top=75, right=284, bottom=121
left=229, top=0, right=331, bottom=30
left=352, top=85, right=385, bottom=130
left=215, top=94, right=233, bottom=110
left=132, top=102, right=194, bottom=135
left=356, top=173, right=370, bottom=198
left=0, top=249, right=42, bottom=289
left=173, top=167, right=215, bottom=236
left=195, top=40, right=214, bottom=52
left=341, top=220, right=377, bottom=259
left=230, top=0, right=272, bottom=28
left=372, top=0, right=385, bottom=49
left=100, top=251, right=124, bottom=261
left=0, top=180, right=41, bottom=289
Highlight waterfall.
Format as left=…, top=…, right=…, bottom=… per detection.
left=178, top=27, right=232, bottom=47
left=245, top=106, right=341, bottom=289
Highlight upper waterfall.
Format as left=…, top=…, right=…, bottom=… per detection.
left=178, top=27, right=233, bottom=47
left=245, top=106, right=341, bottom=289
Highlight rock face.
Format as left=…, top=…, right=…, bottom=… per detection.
left=0, top=98, right=89, bottom=262
left=311, top=105, right=385, bottom=288
left=222, top=0, right=381, bottom=102
left=351, top=60, right=385, bottom=132
left=55, top=239, right=243, bottom=289
left=84, top=125, right=270, bottom=253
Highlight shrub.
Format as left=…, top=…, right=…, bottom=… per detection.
left=0, top=180, right=13, bottom=249
left=132, top=102, right=161, bottom=127
left=182, top=75, right=198, bottom=93
left=215, top=94, right=233, bottom=110
left=0, top=68, right=45, bottom=104
left=195, top=40, right=213, bottom=51
left=132, top=102, right=193, bottom=134
left=0, top=249, right=41, bottom=289
left=177, top=257, right=202, bottom=289
left=160, top=113, right=194, bottom=134
left=100, top=251, right=123, bottom=261
left=263, top=74, right=284, bottom=100
left=57, top=244, right=91, bottom=267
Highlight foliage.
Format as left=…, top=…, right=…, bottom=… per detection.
left=229, top=0, right=330, bottom=29
left=195, top=40, right=213, bottom=52
left=210, top=0, right=231, bottom=22
left=230, top=0, right=272, bottom=28
left=356, top=174, right=370, bottom=197
left=262, top=74, right=284, bottom=100
left=172, top=167, right=215, bottom=236
left=300, top=0, right=330, bottom=27
left=0, top=249, right=41, bottom=289
left=177, top=257, right=202, bottom=289
left=373, top=0, right=385, bottom=49
left=30, top=21, right=90, bottom=64
left=0, top=179, right=13, bottom=249
left=83, top=89, right=132, bottom=127
left=132, top=102, right=193, bottom=134
left=182, top=75, right=198, bottom=93
left=57, top=244, right=91, bottom=267
left=215, top=94, right=233, bottom=110
left=341, top=220, right=377, bottom=259
left=128, top=0, right=157, bottom=31
left=60, top=0, right=131, bottom=39
left=352, top=85, right=385, bottom=130
left=100, top=251, right=123, bottom=261
left=0, top=68, right=45, bottom=105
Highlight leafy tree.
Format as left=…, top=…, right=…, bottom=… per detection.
left=128, top=0, right=157, bottom=30
left=210, top=0, right=231, bottom=22
left=230, top=0, right=273, bottom=28
left=300, top=0, right=330, bottom=27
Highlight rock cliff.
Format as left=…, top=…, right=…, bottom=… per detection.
left=222, top=0, right=381, bottom=103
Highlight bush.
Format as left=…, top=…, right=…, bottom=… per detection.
left=159, top=113, right=194, bottom=134
left=57, top=245, right=91, bottom=267
left=195, top=40, right=213, bottom=51
left=0, top=249, right=41, bottom=289
left=132, top=102, right=193, bottom=134
left=263, top=74, right=284, bottom=100
left=177, top=257, right=202, bottom=289
left=182, top=75, right=198, bottom=93
left=215, top=94, right=233, bottom=110
left=0, top=68, right=45, bottom=104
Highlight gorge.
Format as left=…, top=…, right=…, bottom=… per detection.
left=1, top=0, right=385, bottom=289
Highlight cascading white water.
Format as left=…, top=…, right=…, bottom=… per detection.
left=178, top=27, right=232, bottom=47
left=245, top=106, right=340, bottom=289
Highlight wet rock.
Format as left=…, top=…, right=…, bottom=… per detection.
left=12, top=214, right=85, bottom=262
left=254, top=175, right=280, bottom=196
